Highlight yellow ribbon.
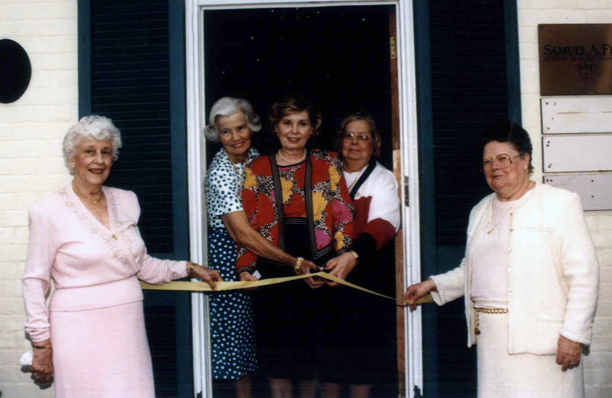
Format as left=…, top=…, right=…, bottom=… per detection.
left=141, top=271, right=433, bottom=307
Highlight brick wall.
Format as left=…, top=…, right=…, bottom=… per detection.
left=0, top=0, right=77, bottom=396
left=517, top=1, right=612, bottom=396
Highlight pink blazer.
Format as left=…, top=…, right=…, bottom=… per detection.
left=22, top=185, right=188, bottom=342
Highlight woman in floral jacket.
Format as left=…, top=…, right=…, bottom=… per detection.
left=236, top=96, right=355, bottom=398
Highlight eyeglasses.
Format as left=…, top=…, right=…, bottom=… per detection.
left=342, top=133, right=372, bottom=142
left=480, top=153, right=525, bottom=173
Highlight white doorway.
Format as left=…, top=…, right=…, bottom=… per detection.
left=185, top=1, right=423, bottom=397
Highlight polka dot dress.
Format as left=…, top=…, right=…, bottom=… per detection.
left=208, top=229, right=257, bottom=380
left=206, top=148, right=259, bottom=229
left=204, top=148, right=259, bottom=380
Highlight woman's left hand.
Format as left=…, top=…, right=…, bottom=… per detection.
left=556, top=335, right=582, bottom=371
left=324, top=252, right=358, bottom=286
left=238, top=271, right=259, bottom=291
left=189, top=263, right=223, bottom=290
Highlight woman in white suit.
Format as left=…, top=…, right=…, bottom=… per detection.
left=405, top=121, right=599, bottom=398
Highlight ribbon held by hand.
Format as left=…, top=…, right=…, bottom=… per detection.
left=141, top=271, right=433, bottom=307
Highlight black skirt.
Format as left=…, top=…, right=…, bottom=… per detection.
left=252, top=217, right=334, bottom=381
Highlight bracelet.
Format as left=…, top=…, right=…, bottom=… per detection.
left=294, top=257, right=304, bottom=274
left=187, top=261, right=195, bottom=276
left=33, top=344, right=50, bottom=349
left=349, top=250, right=359, bottom=259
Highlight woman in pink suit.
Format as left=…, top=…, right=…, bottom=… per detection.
left=22, top=115, right=222, bottom=398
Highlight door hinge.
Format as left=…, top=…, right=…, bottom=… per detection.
left=404, top=176, right=410, bottom=207
left=390, top=36, right=397, bottom=59
left=414, top=385, right=423, bottom=398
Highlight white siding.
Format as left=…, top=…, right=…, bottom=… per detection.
left=518, top=1, right=612, bottom=396
left=0, top=0, right=76, bottom=396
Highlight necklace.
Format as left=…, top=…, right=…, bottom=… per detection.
left=277, top=149, right=306, bottom=164
left=487, top=203, right=514, bottom=235
left=487, top=181, right=535, bottom=234
left=345, top=166, right=366, bottom=192
left=72, top=182, right=104, bottom=205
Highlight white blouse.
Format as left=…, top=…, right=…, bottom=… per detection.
left=471, top=190, right=533, bottom=308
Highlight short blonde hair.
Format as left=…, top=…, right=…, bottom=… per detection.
left=62, top=115, right=122, bottom=175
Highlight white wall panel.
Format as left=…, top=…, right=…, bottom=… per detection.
left=543, top=175, right=612, bottom=211
left=541, top=97, right=612, bottom=134
left=542, top=135, right=612, bottom=172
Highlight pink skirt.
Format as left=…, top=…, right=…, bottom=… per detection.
left=50, top=301, right=155, bottom=398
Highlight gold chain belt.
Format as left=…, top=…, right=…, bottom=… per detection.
left=474, top=307, right=508, bottom=314
left=474, top=307, right=508, bottom=335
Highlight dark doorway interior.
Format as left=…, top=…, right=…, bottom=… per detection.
left=203, top=5, right=398, bottom=397
left=204, top=6, right=393, bottom=167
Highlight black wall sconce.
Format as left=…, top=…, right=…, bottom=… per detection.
left=0, top=39, right=32, bottom=104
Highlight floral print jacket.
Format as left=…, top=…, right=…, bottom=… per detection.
left=236, top=149, right=355, bottom=274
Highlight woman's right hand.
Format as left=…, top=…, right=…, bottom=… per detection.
left=189, top=263, right=223, bottom=290
left=31, top=339, right=53, bottom=383
left=404, top=279, right=437, bottom=311
left=295, top=259, right=324, bottom=289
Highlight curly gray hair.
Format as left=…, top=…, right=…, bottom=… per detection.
left=62, top=115, right=123, bottom=175
left=204, top=97, right=261, bottom=142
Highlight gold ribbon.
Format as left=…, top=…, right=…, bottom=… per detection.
left=141, top=271, right=433, bottom=307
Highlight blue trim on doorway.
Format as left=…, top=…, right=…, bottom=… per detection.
left=505, top=0, right=522, bottom=124
left=169, top=0, right=189, bottom=271
left=77, top=0, right=91, bottom=117
left=169, top=0, right=192, bottom=396
left=413, top=2, right=440, bottom=397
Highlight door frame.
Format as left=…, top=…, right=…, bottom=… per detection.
left=185, top=1, right=423, bottom=396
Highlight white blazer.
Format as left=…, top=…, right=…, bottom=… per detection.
left=431, top=183, right=599, bottom=355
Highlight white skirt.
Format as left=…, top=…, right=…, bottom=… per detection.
left=477, top=311, right=584, bottom=398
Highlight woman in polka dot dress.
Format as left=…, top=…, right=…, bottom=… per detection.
left=205, top=97, right=325, bottom=397
left=203, top=97, right=262, bottom=397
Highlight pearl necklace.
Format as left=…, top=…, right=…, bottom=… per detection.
left=73, top=182, right=104, bottom=205
left=277, top=149, right=306, bottom=164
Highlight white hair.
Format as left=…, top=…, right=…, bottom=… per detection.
left=63, top=115, right=123, bottom=175
left=203, top=97, right=261, bottom=142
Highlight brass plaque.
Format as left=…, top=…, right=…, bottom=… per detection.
left=539, top=24, right=612, bottom=96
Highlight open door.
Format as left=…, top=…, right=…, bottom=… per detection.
left=186, top=1, right=423, bottom=397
